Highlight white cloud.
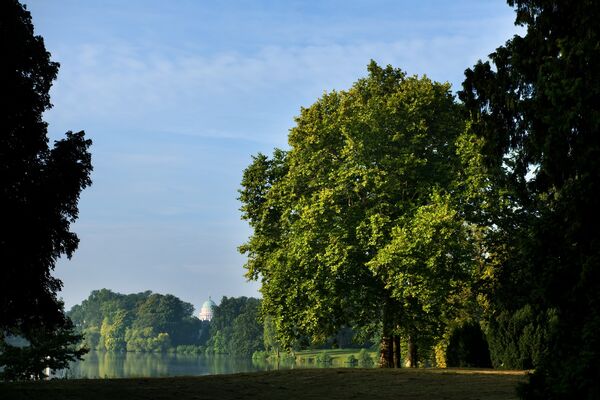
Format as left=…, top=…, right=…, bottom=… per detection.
left=46, top=22, right=514, bottom=144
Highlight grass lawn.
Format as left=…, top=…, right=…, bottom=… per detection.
left=0, top=368, right=528, bottom=400
left=293, top=348, right=377, bottom=365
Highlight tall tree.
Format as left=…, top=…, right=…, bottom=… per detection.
left=0, top=0, right=92, bottom=379
left=240, top=62, right=473, bottom=367
left=460, top=0, right=600, bottom=397
left=206, top=296, right=263, bottom=356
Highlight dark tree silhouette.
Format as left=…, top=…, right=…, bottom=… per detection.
left=0, top=0, right=92, bottom=379
left=461, top=0, right=600, bottom=398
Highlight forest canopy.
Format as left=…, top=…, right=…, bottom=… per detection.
left=69, top=289, right=204, bottom=353
left=68, top=290, right=264, bottom=357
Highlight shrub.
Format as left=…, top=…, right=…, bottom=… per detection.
left=316, top=351, right=332, bottom=364
left=446, top=322, right=492, bottom=368
left=358, top=349, right=373, bottom=366
left=486, top=306, right=554, bottom=369
left=252, top=350, right=268, bottom=361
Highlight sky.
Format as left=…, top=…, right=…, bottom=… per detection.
left=23, top=0, right=520, bottom=313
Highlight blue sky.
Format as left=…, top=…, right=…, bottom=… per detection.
left=24, top=1, right=519, bottom=312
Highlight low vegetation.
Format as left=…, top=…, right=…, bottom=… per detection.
left=293, top=349, right=376, bottom=367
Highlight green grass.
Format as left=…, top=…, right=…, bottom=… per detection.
left=0, top=368, right=528, bottom=400
left=293, top=348, right=376, bottom=365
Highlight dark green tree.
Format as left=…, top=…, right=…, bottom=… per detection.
left=230, top=299, right=263, bottom=357
left=206, top=296, right=264, bottom=356
left=0, top=0, right=92, bottom=380
left=460, top=0, right=600, bottom=397
left=0, top=318, right=86, bottom=381
left=133, top=293, right=195, bottom=345
left=445, top=322, right=492, bottom=368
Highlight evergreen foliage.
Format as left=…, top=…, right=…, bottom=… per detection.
left=461, top=0, right=600, bottom=397
left=445, top=322, right=491, bottom=368
left=0, top=0, right=92, bottom=380
left=484, top=306, right=554, bottom=370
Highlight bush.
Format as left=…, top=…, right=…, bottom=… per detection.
left=316, top=351, right=332, bottom=364
left=446, top=322, right=492, bottom=368
left=252, top=350, right=269, bottom=361
left=175, top=345, right=203, bottom=354
left=358, top=349, right=373, bottom=366
left=486, top=305, right=554, bottom=369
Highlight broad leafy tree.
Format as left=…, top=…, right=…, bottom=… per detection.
left=0, top=0, right=92, bottom=380
left=240, top=62, right=475, bottom=367
left=460, top=0, right=600, bottom=397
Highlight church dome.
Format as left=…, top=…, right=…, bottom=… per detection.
left=198, top=297, right=216, bottom=321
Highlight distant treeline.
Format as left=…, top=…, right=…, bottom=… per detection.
left=69, top=290, right=373, bottom=359
left=68, top=290, right=267, bottom=357
left=69, top=289, right=204, bottom=353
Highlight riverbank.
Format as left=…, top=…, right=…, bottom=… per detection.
left=0, top=368, right=527, bottom=400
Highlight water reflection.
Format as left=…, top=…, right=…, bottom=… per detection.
left=58, top=351, right=292, bottom=379
left=57, top=351, right=370, bottom=379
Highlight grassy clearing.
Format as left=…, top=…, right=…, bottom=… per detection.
left=0, top=368, right=527, bottom=400
left=293, top=348, right=377, bottom=366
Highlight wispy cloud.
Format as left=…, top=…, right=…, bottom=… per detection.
left=47, top=23, right=514, bottom=144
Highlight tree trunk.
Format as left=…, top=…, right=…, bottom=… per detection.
left=393, top=334, right=401, bottom=368
left=379, top=335, right=393, bottom=368
left=407, top=335, right=418, bottom=368
left=379, top=302, right=394, bottom=368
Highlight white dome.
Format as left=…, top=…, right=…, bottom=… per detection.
left=198, top=297, right=216, bottom=321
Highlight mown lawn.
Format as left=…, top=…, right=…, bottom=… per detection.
left=0, top=368, right=527, bottom=400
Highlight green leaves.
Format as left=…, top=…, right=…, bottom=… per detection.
left=368, top=192, right=475, bottom=328
left=239, top=62, right=472, bottom=354
left=67, top=290, right=202, bottom=353
left=461, top=1, right=600, bottom=397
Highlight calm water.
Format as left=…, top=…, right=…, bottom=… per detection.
left=56, top=351, right=290, bottom=379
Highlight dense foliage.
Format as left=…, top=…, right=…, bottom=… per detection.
left=239, top=62, right=482, bottom=367
left=205, top=296, right=264, bottom=357
left=460, top=0, right=600, bottom=397
left=69, top=291, right=266, bottom=358
left=0, top=0, right=92, bottom=380
left=445, top=322, right=491, bottom=368
left=68, top=290, right=204, bottom=353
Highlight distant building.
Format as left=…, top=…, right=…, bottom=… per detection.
left=198, top=297, right=216, bottom=321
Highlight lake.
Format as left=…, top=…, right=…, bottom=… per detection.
left=55, top=351, right=286, bottom=379
left=56, top=351, right=369, bottom=379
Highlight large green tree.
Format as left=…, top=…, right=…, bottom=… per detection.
left=0, top=0, right=92, bottom=380
left=460, top=0, right=600, bottom=397
left=240, top=62, right=475, bottom=367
